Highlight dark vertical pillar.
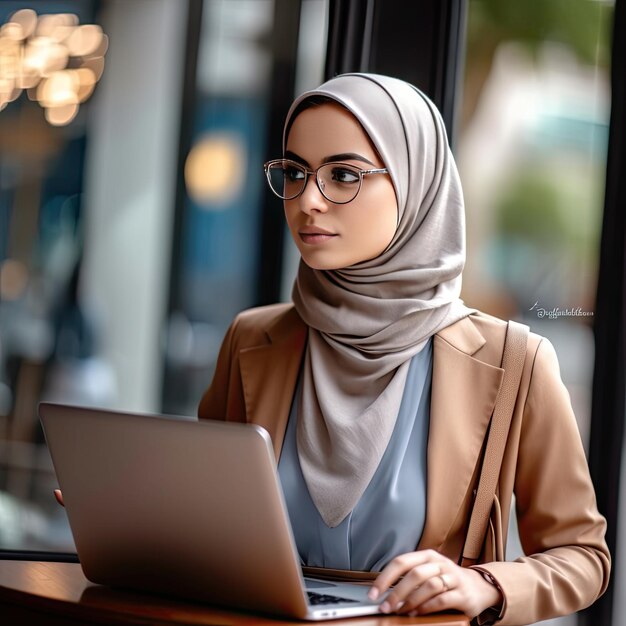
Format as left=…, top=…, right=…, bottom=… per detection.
left=325, top=0, right=375, bottom=77
left=255, top=0, right=302, bottom=306
left=165, top=0, right=203, bottom=320
left=580, top=1, right=626, bottom=625
left=325, top=0, right=467, bottom=145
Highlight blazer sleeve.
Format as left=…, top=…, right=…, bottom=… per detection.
left=475, top=337, right=610, bottom=626
left=198, top=315, right=246, bottom=423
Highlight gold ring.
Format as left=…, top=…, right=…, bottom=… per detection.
left=439, top=573, right=451, bottom=592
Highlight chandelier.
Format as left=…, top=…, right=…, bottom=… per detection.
left=0, top=9, right=108, bottom=126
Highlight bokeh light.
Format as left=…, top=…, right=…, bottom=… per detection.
left=0, top=9, right=107, bottom=124
left=185, top=134, right=246, bottom=206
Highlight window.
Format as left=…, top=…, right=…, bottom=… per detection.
left=457, top=2, right=614, bottom=624
left=0, top=0, right=330, bottom=556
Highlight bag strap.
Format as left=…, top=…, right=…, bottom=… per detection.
left=461, top=320, right=529, bottom=567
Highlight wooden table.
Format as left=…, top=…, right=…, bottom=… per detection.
left=0, top=560, right=470, bottom=625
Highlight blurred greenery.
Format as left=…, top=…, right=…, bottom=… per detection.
left=461, top=0, right=614, bottom=131
left=468, top=0, right=613, bottom=67
left=460, top=0, right=611, bottom=315
left=496, top=172, right=568, bottom=245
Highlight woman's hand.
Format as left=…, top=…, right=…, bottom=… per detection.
left=368, top=549, right=502, bottom=618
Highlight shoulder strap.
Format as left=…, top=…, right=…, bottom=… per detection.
left=461, top=319, right=529, bottom=567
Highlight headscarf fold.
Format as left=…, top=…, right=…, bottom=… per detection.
left=286, top=74, right=475, bottom=528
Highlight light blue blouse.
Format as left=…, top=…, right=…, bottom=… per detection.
left=277, top=337, right=433, bottom=572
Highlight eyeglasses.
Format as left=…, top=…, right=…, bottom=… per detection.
left=263, top=158, right=388, bottom=204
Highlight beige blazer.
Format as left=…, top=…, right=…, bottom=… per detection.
left=198, top=303, right=610, bottom=626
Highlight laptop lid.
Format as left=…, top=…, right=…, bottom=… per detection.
left=39, top=402, right=381, bottom=619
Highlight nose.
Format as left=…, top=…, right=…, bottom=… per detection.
left=298, top=174, right=330, bottom=214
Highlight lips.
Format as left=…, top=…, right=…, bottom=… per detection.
left=299, top=225, right=335, bottom=235
left=298, top=226, right=337, bottom=244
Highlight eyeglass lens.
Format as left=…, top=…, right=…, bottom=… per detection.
left=267, top=162, right=362, bottom=203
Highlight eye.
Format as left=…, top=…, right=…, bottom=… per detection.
left=285, top=165, right=305, bottom=182
left=330, top=166, right=360, bottom=184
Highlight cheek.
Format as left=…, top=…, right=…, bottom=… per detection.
left=344, top=207, right=394, bottom=264
left=363, top=190, right=398, bottom=251
left=374, top=211, right=397, bottom=253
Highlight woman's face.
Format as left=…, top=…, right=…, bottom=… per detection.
left=284, top=103, right=398, bottom=270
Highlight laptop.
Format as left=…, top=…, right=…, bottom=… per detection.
left=39, top=402, right=384, bottom=620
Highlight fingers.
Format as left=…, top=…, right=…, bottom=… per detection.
left=370, top=552, right=503, bottom=618
left=412, top=588, right=459, bottom=616
left=369, top=548, right=439, bottom=600
left=394, top=573, right=456, bottom=615
left=383, top=561, right=442, bottom=610
left=370, top=549, right=457, bottom=614
left=383, top=569, right=456, bottom=614
left=53, top=489, right=65, bottom=507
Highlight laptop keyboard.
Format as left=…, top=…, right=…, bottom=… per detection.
left=307, top=591, right=358, bottom=605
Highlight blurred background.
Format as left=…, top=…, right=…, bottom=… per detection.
left=0, top=1, right=621, bottom=624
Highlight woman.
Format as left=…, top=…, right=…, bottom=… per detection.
left=198, top=73, right=609, bottom=625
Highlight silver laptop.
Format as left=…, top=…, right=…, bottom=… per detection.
left=39, top=402, right=384, bottom=620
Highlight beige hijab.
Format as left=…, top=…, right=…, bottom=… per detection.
left=286, top=74, right=475, bottom=528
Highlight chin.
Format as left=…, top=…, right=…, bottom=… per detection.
left=299, top=248, right=384, bottom=270
left=302, top=259, right=338, bottom=271
left=299, top=253, right=343, bottom=271
left=299, top=249, right=382, bottom=270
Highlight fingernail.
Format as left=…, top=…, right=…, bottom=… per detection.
left=394, top=601, right=405, bottom=612
left=368, top=587, right=379, bottom=601
left=380, top=601, right=390, bottom=613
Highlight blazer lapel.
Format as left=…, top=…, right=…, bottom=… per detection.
left=238, top=308, right=306, bottom=460
left=418, top=316, right=504, bottom=554
left=236, top=307, right=504, bottom=553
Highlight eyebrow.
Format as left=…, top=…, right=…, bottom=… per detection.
left=285, top=150, right=376, bottom=167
